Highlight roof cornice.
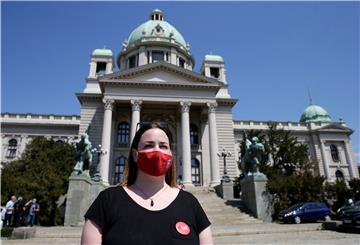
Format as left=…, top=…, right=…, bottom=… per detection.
left=76, top=93, right=103, bottom=105
left=217, top=98, right=238, bottom=106
left=99, top=62, right=222, bottom=85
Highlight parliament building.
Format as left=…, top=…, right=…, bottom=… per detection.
left=1, top=9, right=358, bottom=186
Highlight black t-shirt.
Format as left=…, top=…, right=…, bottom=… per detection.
left=84, top=186, right=211, bottom=245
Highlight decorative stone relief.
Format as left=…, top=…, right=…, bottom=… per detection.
left=207, top=102, right=218, bottom=113
left=103, top=99, right=115, bottom=111
left=180, top=101, right=191, bottom=113
left=131, top=100, right=143, bottom=112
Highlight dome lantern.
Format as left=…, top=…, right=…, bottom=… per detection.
left=150, top=9, right=164, bottom=21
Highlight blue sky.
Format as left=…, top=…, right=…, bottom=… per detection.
left=2, top=1, right=359, bottom=163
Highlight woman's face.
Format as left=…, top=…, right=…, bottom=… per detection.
left=133, top=128, right=171, bottom=160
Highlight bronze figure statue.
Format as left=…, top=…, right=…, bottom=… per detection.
left=73, top=128, right=93, bottom=176
left=240, top=131, right=265, bottom=176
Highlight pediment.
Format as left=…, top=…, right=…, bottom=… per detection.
left=98, top=62, right=222, bottom=88
left=316, top=123, right=353, bottom=134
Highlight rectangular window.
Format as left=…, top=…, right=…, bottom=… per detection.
left=96, top=62, right=107, bottom=75
left=210, top=67, right=220, bottom=78
left=129, top=55, right=136, bottom=68
left=179, top=58, right=185, bottom=68
left=152, top=51, right=164, bottom=62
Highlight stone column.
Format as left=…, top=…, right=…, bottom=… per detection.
left=207, top=102, right=220, bottom=186
left=138, top=46, right=147, bottom=66
left=319, top=139, right=330, bottom=181
left=100, top=99, right=114, bottom=185
left=88, top=61, right=96, bottom=78
left=180, top=101, right=192, bottom=186
left=105, top=62, right=113, bottom=74
left=19, top=135, right=28, bottom=153
left=343, top=140, right=356, bottom=178
left=130, top=100, right=143, bottom=143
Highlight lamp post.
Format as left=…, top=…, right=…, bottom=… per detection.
left=218, top=148, right=232, bottom=182
left=91, top=144, right=107, bottom=182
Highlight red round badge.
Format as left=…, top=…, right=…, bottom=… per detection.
left=175, top=221, right=190, bottom=235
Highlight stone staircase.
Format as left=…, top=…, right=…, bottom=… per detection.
left=187, top=187, right=263, bottom=226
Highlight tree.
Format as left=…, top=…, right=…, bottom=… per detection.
left=1, top=136, right=75, bottom=226
left=264, top=124, right=328, bottom=217
left=237, top=123, right=327, bottom=219
left=265, top=123, right=309, bottom=176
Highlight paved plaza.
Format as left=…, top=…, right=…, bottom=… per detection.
left=1, top=223, right=360, bottom=244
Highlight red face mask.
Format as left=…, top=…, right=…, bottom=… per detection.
left=136, top=150, right=173, bottom=176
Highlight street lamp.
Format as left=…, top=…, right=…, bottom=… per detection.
left=91, top=144, right=107, bottom=182
left=218, top=148, right=232, bottom=182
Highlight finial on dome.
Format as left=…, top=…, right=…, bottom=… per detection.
left=307, top=87, right=313, bottom=105
left=150, top=9, right=164, bottom=21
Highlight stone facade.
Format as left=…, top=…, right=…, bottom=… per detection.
left=0, top=113, right=80, bottom=167
left=1, top=10, right=358, bottom=186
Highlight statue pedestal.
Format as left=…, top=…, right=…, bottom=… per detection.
left=220, top=177, right=234, bottom=200
left=240, top=174, right=272, bottom=222
left=64, top=174, right=106, bottom=226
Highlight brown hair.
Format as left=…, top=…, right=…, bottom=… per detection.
left=121, top=122, right=177, bottom=187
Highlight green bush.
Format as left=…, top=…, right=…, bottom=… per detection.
left=325, top=181, right=351, bottom=213
left=349, top=178, right=360, bottom=200
left=1, top=227, right=14, bottom=238
left=267, top=171, right=326, bottom=219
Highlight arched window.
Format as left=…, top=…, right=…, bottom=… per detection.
left=335, top=170, right=345, bottom=182
left=113, top=156, right=127, bottom=185
left=118, top=122, right=130, bottom=144
left=7, top=139, right=18, bottom=158
left=330, top=144, right=339, bottom=162
left=191, top=158, right=200, bottom=184
left=190, top=124, right=198, bottom=145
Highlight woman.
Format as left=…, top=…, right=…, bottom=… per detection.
left=81, top=122, right=213, bottom=245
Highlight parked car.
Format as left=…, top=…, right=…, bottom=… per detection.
left=278, top=202, right=331, bottom=224
left=337, top=200, right=360, bottom=219
left=341, top=205, right=360, bottom=231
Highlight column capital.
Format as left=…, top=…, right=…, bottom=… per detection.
left=207, top=102, right=218, bottom=113
left=131, top=100, right=143, bottom=111
left=103, top=99, right=115, bottom=111
left=180, top=101, right=192, bottom=113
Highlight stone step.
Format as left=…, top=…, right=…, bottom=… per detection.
left=186, top=187, right=260, bottom=225
left=209, top=215, right=257, bottom=221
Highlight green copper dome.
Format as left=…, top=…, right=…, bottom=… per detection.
left=92, top=48, right=113, bottom=56
left=127, top=10, right=187, bottom=49
left=205, top=54, right=224, bottom=62
left=300, top=104, right=332, bottom=123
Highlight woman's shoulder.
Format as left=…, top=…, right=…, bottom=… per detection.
left=97, top=185, right=125, bottom=199
left=177, top=189, right=201, bottom=204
